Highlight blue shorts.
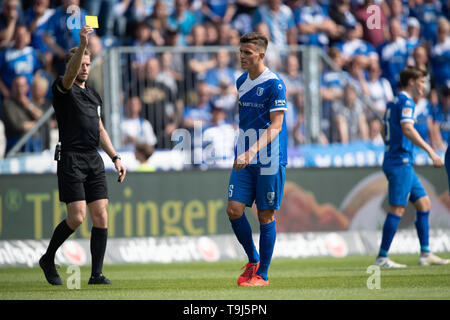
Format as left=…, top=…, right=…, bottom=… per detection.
left=228, top=165, right=285, bottom=210
left=383, top=164, right=427, bottom=206
left=446, top=146, right=450, bottom=193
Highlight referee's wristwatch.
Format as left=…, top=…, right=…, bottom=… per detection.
left=112, top=154, right=121, bottom=163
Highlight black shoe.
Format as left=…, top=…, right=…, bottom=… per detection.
left=88, top=274, right=112, bottom=285
left=39, top=255, right=62, bottom=286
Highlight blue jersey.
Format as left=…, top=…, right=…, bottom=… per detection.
left=377, top=38, right=408, bottom=93
left=235, top=68, right=288, bottom=167
left=383, top=91, right=416, bottom=166
left=433, top=104, right=450, bottom=144
left=294, top=3, right=330, bottom=47
left=0, top=46, right=41, bottom=89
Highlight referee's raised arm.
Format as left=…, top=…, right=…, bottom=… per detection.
left=61, top=25, right=94, bottom=91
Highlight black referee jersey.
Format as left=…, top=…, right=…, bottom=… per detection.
left=52, top=76, right=102, bottom=152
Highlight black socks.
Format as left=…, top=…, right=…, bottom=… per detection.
left=90, top=227, right=108, bottom=277
left=45, top=219, right=74, bottom=261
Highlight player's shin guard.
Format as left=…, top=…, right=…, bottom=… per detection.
left=256, top=220, right=276, bottom=281
left=415, top=211, right=430, bottom=253
left=90, top=227, right=108, bottom=277
left=230, top=213, right=260, bottom=263
left=378, top=213, right=401, bottom=257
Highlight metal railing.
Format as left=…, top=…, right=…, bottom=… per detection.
left=5, top=44, right=378, bottom=157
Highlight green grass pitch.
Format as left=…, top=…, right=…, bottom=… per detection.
left=1, top=254, right=450, bottom=300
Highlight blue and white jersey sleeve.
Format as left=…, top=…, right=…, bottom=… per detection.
left=399, top=94, right=415, bottom=124
left=268, top=79, right=287, bottom=113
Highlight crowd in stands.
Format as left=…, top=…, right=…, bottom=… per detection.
left=0, top=0, right=449, bottom=166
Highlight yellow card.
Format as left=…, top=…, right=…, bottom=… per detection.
left=85, top=16, right=99, bottom=28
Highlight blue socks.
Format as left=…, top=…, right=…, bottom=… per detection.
left=256, top=220, right=276, bottom=281
left=415, top=210, right=430, bottom=253
left=378, top=213, right=401, bottom=257
left=230, top=214, right=259, bottom=263
left=230, top=215, right=277, bottom=280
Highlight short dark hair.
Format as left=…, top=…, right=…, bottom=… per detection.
left=65, top=47, right=92, bottom=64
left=399, top=66, right=427, bottom=88
left=240, top=32, right=268, bottom=52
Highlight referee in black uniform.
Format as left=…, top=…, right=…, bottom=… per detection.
left=39, top=25, right=126, bottom=285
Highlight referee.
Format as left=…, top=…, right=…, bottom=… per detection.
left=39, top=25, right=126, bottom=285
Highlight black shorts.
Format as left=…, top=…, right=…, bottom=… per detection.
left=57, top=151, right=108, bottom=204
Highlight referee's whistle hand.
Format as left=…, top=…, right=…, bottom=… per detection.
left=115, top=161, right=127, bottom=183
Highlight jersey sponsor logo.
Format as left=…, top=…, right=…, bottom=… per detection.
left=278, top=83, right=282, bottom=90
left=274, top=99, right=286, bottom=107
left=402, top=107, right=413, bottom=118
left=256, top=87, right=264, bottom=96
left=241, top=101, right=265, bottom=108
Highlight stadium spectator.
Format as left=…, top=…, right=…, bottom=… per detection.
left=294, top=0, right=338, bottom=48
left=332, top=84, right=369, bottom=143
left=360, top=60, right=394, bottom=117
left=210, top=78, right=238, bottom=125
left=252, top=0, right=297, bottom=50
left=352, top=0, right=388, bottom=48
left=146, top=0, right=169, bottom=46
left=201, top=102, right=236, bottom=168
left=130, top=21, right=156, bottom=68
left=280, top=53, right=303, bottom=108
left=24, top=0, right=55, bottom=57
left=230, top=0, right=258, bottom=35
left=83, top=0, right=115, bottom=37
left=321, top=47, right=347, bottom=143
left=134, top=142, right=156, bottom=172
left=30, top=73, right=53, bottom=150
left=378, top=19, right=409, bottom=93
left=327, top=0, right=358, bottom=43
left=345, top=56, right=366, bottom=95
left=138, top=57, right=178, bottom=149
left=433, top=86, right=450, bottom=151
left=121, top=96, right=157, bottom=151
left=204, top=21, right=219, bottom=46
left=333, top=22, right=379, bottom=68
left=216, top=21, right=234, bottom=46
left=388, top=0, right=408, bottom=37
left=369, top=117, right=384, bottom=145
left=411, top=45, right=435, bottom=100
left=204, top=49, right=236, bottom=95
left=182, top=81, right=213, bottom=132
left=2, top=75, right=44, bottom=153
left=44, top=0, right=88, bottom=74
left=0, top=0, right=23, bottom=48
left=159, top=51, right=182, bottom=96
left=406, top=17, right=421, bottom=61
left=168, top=0, right=197, bottom=46
left=413, top=95, right=434, bottom=144
left=185, top=24, right=216, bottom=94
left=0, top=24, right=41, bottom=98
left=430, top=17, right=450, bottom=95
left=201, top=0, right=236, bottom=24
left=254, top=22, right=282, bottom=71
left=410, top=0, right=443, bottom=45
